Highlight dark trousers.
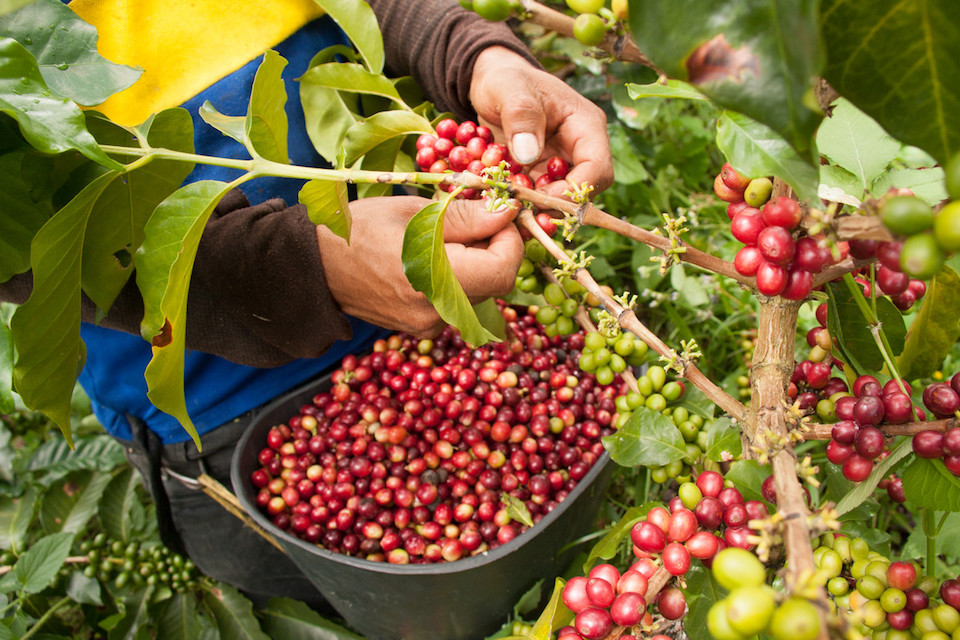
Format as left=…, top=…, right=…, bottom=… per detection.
left=118, top=411, right=334, bottom=614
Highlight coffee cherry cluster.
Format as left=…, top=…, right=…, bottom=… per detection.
left=415, top=118, right=569, bottom=199
left=717, top=164, right=834, bottom=299
left=559, top=560, right=658, bottom=639
left=826, top=374, right=923, bottom=482
left=249, top=308, right=623, bottom=564
left=847, top=239, right=929, bottom=312
left=554, top=470, right=771, bottom=640
left=911, top=375, right=960, bottom=476
left=579, top=330, right=650, bottom=388
left=814, top=533, right=960, bottom=640
left=708, top=547, right=821, bottom=640
left=879, top=189, right=960, bottom=280
left=77, top=533, right=198, bottom=592
left=535, top=281, right=589, bottom=338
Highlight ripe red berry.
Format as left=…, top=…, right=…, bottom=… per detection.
left=760, top=197, right=802, bottom=229
left=756, top=261, right=788, bottom=296
left=535, top=213, right=558, bottom=236
left=757, top=226, right=796, bottom=265
left=734, top=246, right=765, bottom=276
left=714, top=173, right=745, bottom=202
left=435, top=118, right=459, bottom=140
left=781, top=266, right=813, bottom=301
left=731, top=209, right=767, bottom=245
left=546, top=156, right=570, bottom=180
left=912, top=430, right=944, bottom=458
left=720, top=162, right=752, bottom=191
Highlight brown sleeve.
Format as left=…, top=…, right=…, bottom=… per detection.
left=0, top=190, right=353, bottom=368
left=368, top=0, right=540, bottom=121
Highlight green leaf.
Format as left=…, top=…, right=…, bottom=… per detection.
left=202, top=583, right=270, bottom=640
left=300, top=81, right=358, bottom=165
left=65, top=570, right=103, bottom=605
left=135, top=180, right=234, bottom=447
left=673, top=382, right=716, bottom=419
left=816, top=99, right=903, bottom=193
left=626, top=79, right=708, bottom=101
left=0, top=319, right=13, bottom=414
left=502, top=493, right=534, bottom=528
left=99, top=468, right=142, bottom=542
left=298, top=179, right=350, bottom=241
left=14, top=531, right=73, bottom=594
left=356, top=135, right=412, bottom=198
left=821, top=0, right=960, bottom=164
left=902, top=512, right=960, bottom=563
left=820, top=164, right=864, bottom=201
left=0, top=0, right=140, bottom=105
left=684, top=563, right=726, bottom=640
left=472, top=297, right=506, bottom=342
left=245, top=50, right=288, bottom=164
left=601, top=406, right=687, bottom=467
left=82, top=109, right=195, bottom=312
left=298, top=62, right=405, bottom=106
left=583, top=505, right=649, bottom=568
left=11, top=169, right=120, bottom=444
left=342, top=110, right=432, bottom=167
left=724, top=459, right=769, bottom=504
left=897, top=266, right=960, bottom=380
left=528, top=578, right=571, bottom=640
left=310, top=0, right=383, bottom=73
left=39, top=469, right=112, bottom=533
left=826, top=280, right=907, bottom=375
left=607, top=122, right=651, bottom=184
left=0, top=37, right=121, bottom=169
left=401, top=199, right=499, bottom=347
left=871, top=167, right=947, bottom=207
left=156, top=594, right=201, bottom=640
left=901, top=457, right=960, bottom=512
left=704, top=417, right=742, bottom=462
left=27, top=434, right=126, bottom=478
left=0, top=151, right=53, bottom=281
left=259, top=598, right=364, bottom=640
left=716, top=110, right=819, bottom=203
left=629, top=0, right=823, bottom=159
left=199, top=101, right=246, bottom=147
left=107, top=585, right=154, bottom=640
left=835, top=437, right=913, bottom=516
left=0, top=485, right=36, bottom=553
left=0, top=0, right=35, bottom=18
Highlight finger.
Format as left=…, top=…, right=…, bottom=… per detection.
left=497, top=90, right=548, bottom=166
left=442, top=198, right=520, bottom=245
left=446, top=223, right=523, bottom=298
left=556, top=107, right=614, bottom=193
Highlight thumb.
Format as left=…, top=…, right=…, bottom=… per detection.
left=443, top=197, right=520, bottom=244
left=499, top=93, right=547, bottom=166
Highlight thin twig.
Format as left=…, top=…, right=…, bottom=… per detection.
left=519, top=209, right=747, bottom=422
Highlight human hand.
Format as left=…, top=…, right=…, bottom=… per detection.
left=315, top=196, right=523, bottom=337
left=468, top=46, right=613, bottom=197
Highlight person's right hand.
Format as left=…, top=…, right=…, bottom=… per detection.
left=315, top=195, right=523, bottom=337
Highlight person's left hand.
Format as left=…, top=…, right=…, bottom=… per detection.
left=468, top=46, right=614, bottom=198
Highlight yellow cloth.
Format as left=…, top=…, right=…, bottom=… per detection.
left=69, top=0, right=324, bottom=125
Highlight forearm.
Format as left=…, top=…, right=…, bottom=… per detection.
left=368, top=0, right=540, bottom=120
left=0, top=191, right=353, bottom=368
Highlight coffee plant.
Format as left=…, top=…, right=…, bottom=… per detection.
left=3, top=0, right=960, bottom=638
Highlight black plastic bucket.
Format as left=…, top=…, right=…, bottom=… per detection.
left=231, top=374, right=614, bottom=640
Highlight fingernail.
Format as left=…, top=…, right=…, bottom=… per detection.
left=511, top=133, right=540, bottom=165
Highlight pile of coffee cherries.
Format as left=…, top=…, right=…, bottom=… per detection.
left=716, top=164, right=835, bottom=299
left=249, top=306, right=622, bottom=564
left=415, top=117, right=569, bottom=199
